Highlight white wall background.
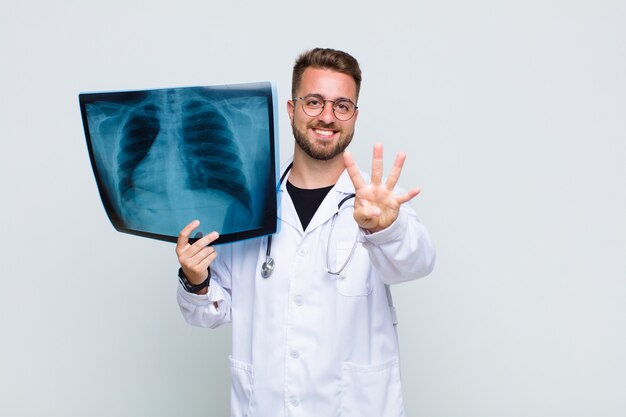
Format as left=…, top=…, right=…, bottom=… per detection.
left=1, top=1, right=625, bottom=416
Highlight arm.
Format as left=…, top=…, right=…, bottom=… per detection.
left=360, top=203, right=436, bottom=283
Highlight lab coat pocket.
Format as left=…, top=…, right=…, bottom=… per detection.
left=334, top=242, right=372, bottom=297
left=339, top=358, right=405, bottom=417
left=229, top=356, right=254, bottom=417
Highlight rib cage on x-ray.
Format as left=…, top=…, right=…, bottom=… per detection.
left=115, top=93, right=252, bottom=213
left=181, top=99, right=251, bottom=209
left=81, top=83, right=275, bottom=242
left=117, top=103, right=161, bottom=202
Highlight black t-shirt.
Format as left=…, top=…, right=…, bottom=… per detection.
left=286, top=181, right=334, bottom=231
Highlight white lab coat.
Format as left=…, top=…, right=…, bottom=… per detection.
left=177, top=160, right=436, bottom=417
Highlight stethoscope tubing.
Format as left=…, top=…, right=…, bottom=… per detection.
left=260, top=163, right=356, bottom=278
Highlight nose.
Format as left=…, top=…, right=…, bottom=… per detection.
left=317, top=101, right=337, bottom=123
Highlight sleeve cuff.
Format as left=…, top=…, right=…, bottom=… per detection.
left=177, top=279, right=228, bottom=305
left=361, top=209, right=409, bottom=245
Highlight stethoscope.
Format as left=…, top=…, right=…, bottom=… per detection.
left=260, top=162, right=357, bottom=278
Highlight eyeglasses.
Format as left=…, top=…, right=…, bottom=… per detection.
left=293, top=94, right=358, bottom=121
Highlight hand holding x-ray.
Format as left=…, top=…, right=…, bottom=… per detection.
left=176, top=220, right=219, bottom=286
left=343, top=143, right=421, bottom=233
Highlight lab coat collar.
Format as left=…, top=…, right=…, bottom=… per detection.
left=304, top=169, right=356, bottom=234
left=333, top=167, right=357, bottom=195
left=277, top=156, right=359, bottom=235
left=277, top=157, right=298, bottom=232
left=277, top=156, right=357, bottom=195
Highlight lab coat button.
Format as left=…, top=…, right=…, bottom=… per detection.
left=290, top=350, right=300, bottom=359
left=297, top=246, right=308, bottom=256
left=294, top=295, right=304, bottom=306
left=290, top=397, right=299, bottom=407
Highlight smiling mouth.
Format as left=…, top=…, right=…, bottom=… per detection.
left=313, top=128, right=336, bottom=137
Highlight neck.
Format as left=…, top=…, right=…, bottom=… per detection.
left=288, top=147, right=345, bottom=189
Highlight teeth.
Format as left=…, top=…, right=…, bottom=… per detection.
left=314, top=129, right=334, bottom=137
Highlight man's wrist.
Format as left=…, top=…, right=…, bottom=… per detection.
left=178, top=267, right=211, bottom=294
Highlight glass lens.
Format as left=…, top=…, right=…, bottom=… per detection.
left=303, top=96, right=323, bottom=117
left=304, top=96, right=323, bottom=109
left=333, top=100, right=355, bottom=120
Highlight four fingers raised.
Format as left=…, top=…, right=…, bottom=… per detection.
left=344, top=144, right=419, bottom=198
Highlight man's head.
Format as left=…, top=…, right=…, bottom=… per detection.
left=288, top=48, right=362, bottom=161
left=291, top=48, right=362, bottom=100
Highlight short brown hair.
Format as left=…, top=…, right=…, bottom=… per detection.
left=291, top=48, right=362, bottom=100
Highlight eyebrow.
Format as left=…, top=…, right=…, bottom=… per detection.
left=302, top=93, right=355, bottom=102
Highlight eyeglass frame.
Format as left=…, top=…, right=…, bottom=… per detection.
left=292, top=94, right=359, bottom=121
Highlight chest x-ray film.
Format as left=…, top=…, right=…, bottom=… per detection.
left=79, top=82, right=279, bottom=244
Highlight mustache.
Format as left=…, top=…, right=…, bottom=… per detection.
left=311, top=121, right=338, bottom=130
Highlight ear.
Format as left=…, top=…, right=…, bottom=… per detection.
left=287, top=99, right=295, bottom=123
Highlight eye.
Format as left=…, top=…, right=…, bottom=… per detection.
left=305, top=98, right=322, bottom=107
left=334, top=100, right=352, bottom=113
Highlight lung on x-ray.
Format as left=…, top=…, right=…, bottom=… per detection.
left=79, top=82, right=279, bottom=244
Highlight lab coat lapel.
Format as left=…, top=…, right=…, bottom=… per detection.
left=279, top=180, right=303, bottom=234
left=304, top=169, right=356, bottom=234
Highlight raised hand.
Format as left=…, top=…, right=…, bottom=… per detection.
left=343, top=143, right=420, bottom=233
left=176, top=220, right=220, bottom=285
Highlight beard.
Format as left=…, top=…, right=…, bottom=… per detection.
left=291, top=120, right=354, bottom=161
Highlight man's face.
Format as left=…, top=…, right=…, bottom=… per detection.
left=288, top=67, right=359, bottom=161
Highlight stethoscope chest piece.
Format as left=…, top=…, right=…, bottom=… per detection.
left=261, top=256, right=275, bottom=278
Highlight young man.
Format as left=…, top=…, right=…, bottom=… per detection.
left=176, top=48, right=435, bottom=417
